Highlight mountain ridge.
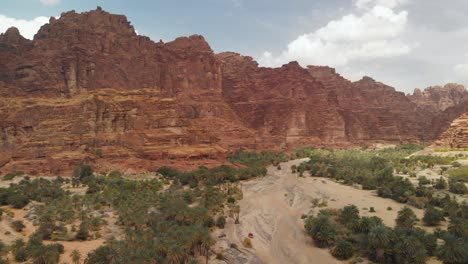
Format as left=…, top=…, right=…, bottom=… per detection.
left=0, top=7, right=466, bottom=175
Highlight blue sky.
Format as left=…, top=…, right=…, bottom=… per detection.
left=1, top=0, right=468, bottom=92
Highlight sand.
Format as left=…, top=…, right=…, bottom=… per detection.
left=217, top=158, right=440, bottom=264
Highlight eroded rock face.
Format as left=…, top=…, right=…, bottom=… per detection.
left=435, top=110, right=468, bottom=148
left=408, top=84, right=468, bottom=112
left=219, top=54, right=466, bottom=146
left=0, top=8, right=466, bottom=175
left=0, top=8, right=253, bottom=175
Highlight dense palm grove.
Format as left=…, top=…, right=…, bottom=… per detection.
left=0, top=151, right=284, bottom=263
left=305, top=205, right=467, bottom=264
left=296, top=146, right=468, bottom=263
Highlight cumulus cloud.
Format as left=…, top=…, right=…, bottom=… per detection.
left=355, top=0, right=409, bottom=9
left=0, top=14, right=50, bottom=39
left=259, top=1, right=412, bottom=68
left=39, top=0, right=61, bottom=5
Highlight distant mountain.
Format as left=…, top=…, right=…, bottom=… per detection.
left=0, top=8, right=466, bottom=175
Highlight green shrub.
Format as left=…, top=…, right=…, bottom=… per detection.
left=7, top=192, right=29, bottom=209
left=11, top=220, right=25, bottom=232
left=418, top=176, right=431, bottom=185
left=2, top=171, right=24, bottom=181
left=73, top=163, right=93, bottom=181
left=434, top=177, right=448, bottom=190
left=396, top=207, right=417, bottom=230
left=448, top=179, right=468, bottom=194
left=14, top=247, right=28, bottom=262
left=76, top=223, right=89, bottom=241
left=216, top=216, right=226, bottom=228
left=332, top=240, right=354, bottom=260
left=305, top=215, right=337, bottom=248
left=423, top=206, right=445, bottom=226
left=203, top=216, right=215, bottom=228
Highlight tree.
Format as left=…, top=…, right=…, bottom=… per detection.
left=11, top=220, right=26, bottom=232
left=332, top=240, right=354, bottom=260
left=338, top=205, right=360, bottom=227
left=423, top=206, right=445, bottom=226
left=437, top=234, right=468, bottom=264
left=448, top=217, right=468, bottom=238
left=448, top=179, right=468, bottom=195
left=14, top=248, right=28, bottom=262
left=76, top=223, right=89, bottom=241
left=216, top=216, right=226, bottom=228
left=396, top=207, right=418, bottom=230
left=73, top=163, right=93, bottom=181
left=434, top=177, right=448, bottom=190
left=395, top=236, right=428, bottom=264
left=354, top=216, right=383, bottom=234
left=71, top=249, right=81, bottom=264
left=7, top=192, right=29, bottom=209
left=305, top=215, right=337, bottom=248
left=368, top=225, right=391, bottom=260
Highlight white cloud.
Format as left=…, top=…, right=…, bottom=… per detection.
left=0, top=14, right=50, bottom=39
left=454, top=54, right=468, bottom=82
left=229, top=0, right=242, bottom=8
left=39, top=0, right=61, bottom=5
left=356, top=0, right=409, bottom=9
left=259, top=4, right=411, bottom=68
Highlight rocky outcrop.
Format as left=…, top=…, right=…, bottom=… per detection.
left=0, top=8, right=466, bottom=175
left=434, top=110, right=468, bottom=148
left=408, top=84, right=467, bottom=112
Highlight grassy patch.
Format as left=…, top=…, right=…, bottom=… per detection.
left=448, top=166, right=468, bottom=182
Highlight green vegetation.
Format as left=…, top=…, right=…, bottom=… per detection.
left=11, top=220, right=26, bottom=232
left=296, top=147, right=461, bottom=207
left=448, top=166, right=468, bottom=182
left=299, top=146, right=467, bottom=263
left=435, top=148, right=468, bottom=152
left=423, top=206, right=445, bottom=226
left=229, top=150, right=288, bottom=167
left=0, top=150, right=281, bottom=263
left=305, top=205, right=467, bottom=264
left=448, top=179, right=468, bottom=195
left=2, top=171, right=24, bottom=181
left=157, top=164, right=266, bottom=187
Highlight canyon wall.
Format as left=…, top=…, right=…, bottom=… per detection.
left=0, top=8, right=466, bottom=175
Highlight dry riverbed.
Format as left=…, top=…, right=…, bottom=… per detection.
left=214, top=158, right=441, bottom=264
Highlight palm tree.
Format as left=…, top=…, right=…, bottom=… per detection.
left=305, top=215, right=337, bottom=248
left=368, top=225, right=391, bottom=260
left=437, top=234, right=468, bottom=264
left=401, top=237, right=427, bottom=264
left=338, top=205, right=360, bottom=226
left=396, top=207, right=418, bottom=230
left=71, top=249, right=81, bottom=264
left=201, top=234, right=214, bottom=264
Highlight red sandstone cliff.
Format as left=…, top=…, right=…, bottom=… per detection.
left=434, top=110, right=468, bottom=148
left=0, top=8, right=466, bottom=175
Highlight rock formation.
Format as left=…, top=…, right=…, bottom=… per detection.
left=434, top=110, right=468, bottom=149
left=408, top=84, right=467, bottom=112
left=0, top=8, right=466, bottom=175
